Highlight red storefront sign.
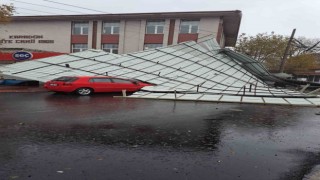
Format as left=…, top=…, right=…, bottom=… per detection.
left=0, top=52, right=65, bottom=61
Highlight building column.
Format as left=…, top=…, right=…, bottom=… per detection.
left=92, top=21, right=98, bottom=49
left=172, top=19, right=180, bottom=45
left=88, top=21, right=93, bottom=49
left=96, top=21, right=102, bottom=50
left=216, top=17, right=224, bottom=46
left=163, top=19, right=170, bottom=46
left=138, top=20, right=146, bottom=51
left=118, top=20, right=126, bottom=54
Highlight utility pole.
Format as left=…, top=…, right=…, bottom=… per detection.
left=279, top=28, right=296, bottom=73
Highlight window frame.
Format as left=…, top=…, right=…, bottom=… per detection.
left=72, top=22, right=89, bottom=35
left=145, top=20, right=165, bottom=34
left=102, top=22, right=120, bottom=35
left=179, top=20, right=200, bottom=34
left=102, top=44, right=119, bottom=54
left=72, top=44, right=88, bottom=53
left=144, top=43, right=163, bottom=50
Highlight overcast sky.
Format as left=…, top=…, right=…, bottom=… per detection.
left=2, top=0, right=320, bottom=38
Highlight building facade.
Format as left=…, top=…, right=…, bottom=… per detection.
left=0, top=11, right=242, bottom=55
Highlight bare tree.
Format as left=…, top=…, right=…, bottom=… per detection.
left=0, top=4, right=14, bottom=23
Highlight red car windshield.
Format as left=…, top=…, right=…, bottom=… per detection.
left=52, top=77, right=78, bottom=82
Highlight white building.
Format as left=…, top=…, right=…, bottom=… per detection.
left=0, top=11, right=242, bottom=54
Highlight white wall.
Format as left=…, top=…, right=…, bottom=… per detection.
left=199, top=17, right=220, bottom=44
left=0, top=17, right=223, bottom=54
left=96, top=20, right=102, bottom=49
left=172, top=19, right=180, bottom=45
left=87, top=21, right=93, bottom=49
left=122, top=20, right=145, bottom=53
left=162, top=19, right=170, bottom=45
left=0, top=21, right=71, bottom=53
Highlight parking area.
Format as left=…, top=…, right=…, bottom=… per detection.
left=0, top=92, right=320, bottom=180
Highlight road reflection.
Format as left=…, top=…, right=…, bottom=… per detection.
left=0, top=92, right=319, bottom=180
left=1, top=93, right=226, bottom=151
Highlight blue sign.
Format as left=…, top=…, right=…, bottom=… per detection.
left=12, top=51, right=33, bottom=61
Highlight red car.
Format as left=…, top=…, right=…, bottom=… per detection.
left=44, top=76, right=153, bottom=95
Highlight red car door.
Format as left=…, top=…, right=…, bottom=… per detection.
left=89, top=78, right=115, bottom=92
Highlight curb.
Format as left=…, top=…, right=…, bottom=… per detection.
left=0, top=86, right=48, bottom=93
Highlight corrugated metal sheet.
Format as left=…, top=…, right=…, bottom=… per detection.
left=0, top=39, right=319, bottom=106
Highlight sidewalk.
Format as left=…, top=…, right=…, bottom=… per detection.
left=0, top=85, right=48, bottom=93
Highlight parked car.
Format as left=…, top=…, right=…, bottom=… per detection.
left=44, top=76, right=153, bottom=95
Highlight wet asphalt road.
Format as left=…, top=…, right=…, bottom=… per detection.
left=0, top=92, right=320, bottom=180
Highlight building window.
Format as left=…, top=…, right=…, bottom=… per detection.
left=146, top=20, right=165, bottom=34
left=72, top=44, right=88, bottom=53
left=103, top=22, right=120, bottom=34
left=102, top=44, right=118, bottom=54
left=72, top=22, right=89, bottom=35
left=179, top=20, right=199, bottom=34
left=144, top=44, right=163, bottom=50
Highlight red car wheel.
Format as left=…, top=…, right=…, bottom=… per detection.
left=76, top=88, right=93, bottom=96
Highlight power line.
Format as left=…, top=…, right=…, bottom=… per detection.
left=15, top=11, right=38, bottom=16
left=10, top=0, right=85, bottom=14
left=15, top=7, right=61, bottom=15
left=42, top=0, right=110, bottom=14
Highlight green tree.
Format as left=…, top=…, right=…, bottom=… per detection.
left=235, top=32, right=289, bottom=70
left=235, top=32, right=320, bottom=72
left=0, top=4, right=14, bottom=23
left=285, top=54, right=319, bottom=73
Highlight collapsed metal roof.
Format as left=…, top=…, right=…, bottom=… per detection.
left=0, top=39, right=319, bottom=107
